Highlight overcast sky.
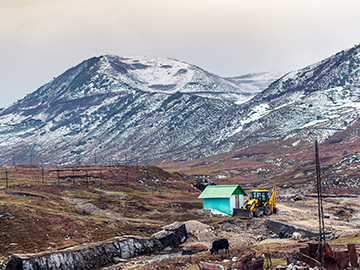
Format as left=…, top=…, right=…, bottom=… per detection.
left=1, top=0, right=360, bottom=108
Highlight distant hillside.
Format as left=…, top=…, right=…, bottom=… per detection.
left=226, top=72, right=284, bottom=97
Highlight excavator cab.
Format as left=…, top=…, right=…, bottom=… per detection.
left=234, top=186, right=277, bottom=218
left=250, top=190, right=269, bottom=207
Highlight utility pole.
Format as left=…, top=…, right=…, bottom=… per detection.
left=57, top=166, right=60, bottom=185
left=124, top=154, right=128, bottom=184
left=146, top=158, right=149, bottom=183
left=41, top=166, right=44, bottom=184
left=5, top=167, right=8, bottom=189
left=315, top=140, right=325, bottom=266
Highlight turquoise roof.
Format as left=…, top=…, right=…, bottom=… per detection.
left=198, top=185, right=246, bottom=199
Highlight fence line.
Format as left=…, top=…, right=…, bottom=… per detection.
left=0, top=164, right=154, bottom=189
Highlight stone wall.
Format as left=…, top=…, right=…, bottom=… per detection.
left=266, top=219, right=331, bottom=239
left=6, top=222, right=187, bottom=270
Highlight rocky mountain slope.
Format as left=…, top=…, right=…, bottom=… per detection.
left=0, top=56, right=281, bottom=166
left=216, top=44, right=360, bottom=153
left=1, top=44, right=360, bottom=167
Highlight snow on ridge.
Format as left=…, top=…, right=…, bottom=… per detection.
left=96, top=55, right=250, bottom=97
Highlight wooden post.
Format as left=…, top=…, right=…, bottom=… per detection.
left=41, top=166, right=44, bottom=184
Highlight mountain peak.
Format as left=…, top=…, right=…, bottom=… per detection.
left=253, top=43, right=360, bottom=104
left=0, top=54, right=284, bottom=166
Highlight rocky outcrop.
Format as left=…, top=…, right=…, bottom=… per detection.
left=6, top=222, right=187, bottom=270
left=152, top=221, right=187, bottom=248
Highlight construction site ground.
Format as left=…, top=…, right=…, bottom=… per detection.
left=104, top=191, right=360, bottom=269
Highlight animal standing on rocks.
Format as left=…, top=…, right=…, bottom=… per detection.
left=210, top=238, right=229, bottom=255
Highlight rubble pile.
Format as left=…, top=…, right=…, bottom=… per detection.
left=279, top=243, right=359, bottom=270
left=226, top=251, right=264, bottom=270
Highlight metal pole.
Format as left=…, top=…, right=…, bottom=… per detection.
left=125, top=154, right=128, bottom=184
left=315, top=140, right=325, bottom=266
left=146, top=159, right=149, bottom=183
left=57, top=166, right=60, bottom=185
left=41, top=166, right=44, bottom=184
left=5, top=167, right=8, bottom=189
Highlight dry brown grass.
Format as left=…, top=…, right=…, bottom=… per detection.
left=0, top=164, right=203, bottom=257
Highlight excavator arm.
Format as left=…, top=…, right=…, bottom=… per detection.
left=269, top=186, right=277, bottom=213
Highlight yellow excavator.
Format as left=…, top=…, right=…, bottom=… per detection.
left=236, top=186, right=277, bottom=218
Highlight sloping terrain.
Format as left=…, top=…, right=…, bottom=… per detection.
left=0, top=165, right=209, bottom=257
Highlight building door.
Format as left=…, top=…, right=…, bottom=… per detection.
left=235, top=195, right=239, bottom=208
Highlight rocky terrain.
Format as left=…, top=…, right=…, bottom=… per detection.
left=2, top=165, right=360, bottom=269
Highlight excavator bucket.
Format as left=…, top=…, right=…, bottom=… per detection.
left=233, top=208, right=253, bottom=218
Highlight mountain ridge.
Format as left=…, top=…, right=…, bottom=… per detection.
left=1, top=45, right=360, bottom=167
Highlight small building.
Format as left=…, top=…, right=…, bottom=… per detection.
left=198, top=185, right=247, bottom=215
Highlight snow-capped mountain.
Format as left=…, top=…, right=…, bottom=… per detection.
left=0, top=55, right=279, bottom=166
left=218, top=44, right=360, bottom=152
left=1, top=44, right=360, bottom=167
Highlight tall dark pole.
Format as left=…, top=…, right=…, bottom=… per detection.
left=125, top=154, right=128, bottom=184
left=315, top=140, right=325, bottom=266
left=146, top=158, right=149, bottom=183
left=5, top=167, right=8, bottom=189
left=86, top=170, right=88, bottom=188
left=41, top=166, right=44, bottom=184
left=57, top=166, right=60, bottom=185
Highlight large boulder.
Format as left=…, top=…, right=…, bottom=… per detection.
left=151, top=221, right=187, bottom=248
